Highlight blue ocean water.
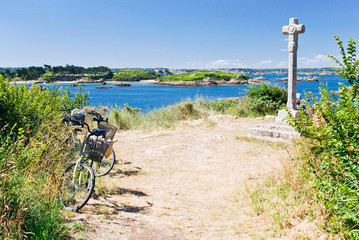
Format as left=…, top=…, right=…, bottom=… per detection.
left=44, top=74, right=345, bottom=112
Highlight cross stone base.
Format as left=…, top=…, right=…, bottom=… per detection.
left=275, top=109, right=297, bottom=124
left=249, top=123, right=300, bottom=142
left=249, top=110, right=300, bottom=142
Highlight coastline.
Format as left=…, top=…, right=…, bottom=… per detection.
left=10, top=79, right=157, bottom=84
left=152, top=79, right=259, bottom=86
left=9, top=75, right=319, bottom=85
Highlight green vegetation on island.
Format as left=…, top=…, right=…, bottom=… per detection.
left=0, top=65, right=113, bottom=82
left=155, top=70, right=254, bottom=86
left=112, top=69, right=159, bottom=81
left=157, top=70, right=252, bottom=82
left=0, top=65, right=337, bottom=84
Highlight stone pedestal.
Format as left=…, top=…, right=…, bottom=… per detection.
left=249, top=122, right=300, bottom=142
left=275, top=109, right=297, bottom=124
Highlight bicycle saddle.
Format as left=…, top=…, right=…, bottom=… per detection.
left=92, top=129, right=107, bottom=136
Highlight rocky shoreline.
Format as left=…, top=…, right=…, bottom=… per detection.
left=256, top=75, right=320, bottom=82
left=152, top=75, right=319, bottom=87
left=152, top=77, right=259, bottom=86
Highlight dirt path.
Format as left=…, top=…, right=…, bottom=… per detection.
left=68, top=116, right=290, bottom=239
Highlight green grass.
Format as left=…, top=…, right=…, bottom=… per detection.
left=157, top=70, right=252, bottom=82
left=112, top=69, right=157, bottom=81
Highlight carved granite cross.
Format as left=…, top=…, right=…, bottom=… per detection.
left=282, top=18, right=305, bottom=110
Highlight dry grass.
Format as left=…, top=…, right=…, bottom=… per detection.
left=65, top=115, right=333, bottom=239
left=242, top=143, right=336, bottom=239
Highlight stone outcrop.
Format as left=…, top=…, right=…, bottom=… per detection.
left=114, top=83, right=131, bottom=87
left=96, top=86, right=112, bottom=89
left=277, top=76, right=319, bottom=82
left=256, top=76, right=266, bottom=81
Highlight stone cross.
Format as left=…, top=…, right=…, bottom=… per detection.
left=282, top=18, right=305, bottom=110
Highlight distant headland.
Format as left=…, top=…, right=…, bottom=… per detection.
left=1, top=65, right=333, bottom=85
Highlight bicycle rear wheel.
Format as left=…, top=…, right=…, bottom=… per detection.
left=59, top=161, right=95, bottom=211
left=94, top=149, right=116, bottom=177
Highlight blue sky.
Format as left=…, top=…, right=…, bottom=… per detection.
left=0, top=0, right=358, bottom=69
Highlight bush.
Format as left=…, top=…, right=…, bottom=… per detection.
left=0, top=77, right=89, bottom=137
left=245, top=83, right=287, bottom=115
left=290, top=36, right=359, bottom=238
left=0, top=77, right=90, bottom=238
left=291, top=84, right=359, bottom=237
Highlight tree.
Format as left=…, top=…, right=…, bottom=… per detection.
left=44, top=64, right=52, bottom=72
left=40, top=71, right=54, bottom=82
left=164, top=69, right=173, bottom=75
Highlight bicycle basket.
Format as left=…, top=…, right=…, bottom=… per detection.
left=71, top=109, right=85, bottom=126
left=99, top=122, right=117, bottom=140
left=82, top=136, right=113, bottom=162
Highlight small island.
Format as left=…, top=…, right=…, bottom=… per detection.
left=153, top=70, right=257, bottom=86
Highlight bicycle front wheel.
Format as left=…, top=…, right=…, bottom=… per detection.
left=59, top=161, right=95, bottom=211
left=72, top=128, right=86, bottom=152
left=95, top=149, right=116, bottom=177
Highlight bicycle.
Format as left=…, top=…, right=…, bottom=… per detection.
left=59, top=112, right=117, bottom=211
left=87, top=111, right=117, bottom=177
left=60, top=108, right=87, bottom=152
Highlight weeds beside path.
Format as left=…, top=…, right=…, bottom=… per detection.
left=66, top=116, right=292, bottom=239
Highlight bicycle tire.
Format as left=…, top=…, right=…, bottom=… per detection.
left=59, top=161, right=95, bottom=211
left=95, top=149, right=116, bottom=177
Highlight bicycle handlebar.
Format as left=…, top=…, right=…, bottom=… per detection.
left=61, top=110, right=108, bottom=135
left=88, top=111, right=108, bottom=125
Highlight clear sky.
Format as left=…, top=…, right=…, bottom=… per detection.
left=0, top=0, right=358, bottom=69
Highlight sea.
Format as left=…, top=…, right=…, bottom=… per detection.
left=42, top=73, right=345, bottom=112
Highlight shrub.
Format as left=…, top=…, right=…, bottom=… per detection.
left=0, top=77, right=90, bottom=238
left=290, top=36, right=359, bottom=238
left=0, top=77, right=89, bottom=137
left=291, top=84, right=359, bottom=237
left=245, top=83, right=287, bottom=115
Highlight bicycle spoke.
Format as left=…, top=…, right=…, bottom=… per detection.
left=59, top=162, right=95, bottom=211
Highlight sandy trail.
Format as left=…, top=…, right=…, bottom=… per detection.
left=68, top=116, right=290, bottom=239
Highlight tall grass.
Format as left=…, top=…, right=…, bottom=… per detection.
left=0, top=123, right=72, bottom=239
left=243, top=140, right=332, bottom=239
left=110, top=101, right=206, bottom=131
left=0, top=76, right=89, bottom=239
